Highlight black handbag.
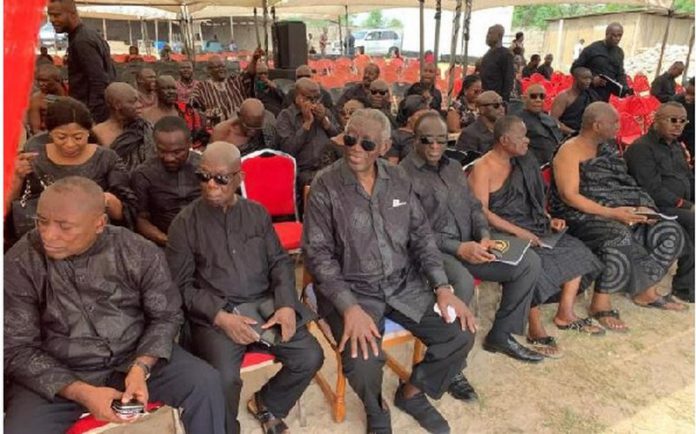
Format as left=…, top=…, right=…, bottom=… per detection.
left=11, top=168, right=49, bottom=238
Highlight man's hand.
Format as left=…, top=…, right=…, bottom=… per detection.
left=435, top=287, right=477, bottom=333
left=262, top=306, right=296, bottom=343
left=550, top=218, right=566, bottom=232
left=339, top=305, right=381, bottom=360
left=608, top=206, right=648, bottom=226
left=311, top=103, right=327, bottom=120
left=592, top=76, right=607, bottom=87
left=456, top=241, right=496, bottom=264
left=80, top=386, right=127, bottom=424
left=122, top=367, right=149, bottom=409
left=300, top=100, right=314, bottom=127
left=252, top=48, right=265, bottom=61
left=214, top=311, right=260, bottom=345
left=514, top=229, right=542, bottom=247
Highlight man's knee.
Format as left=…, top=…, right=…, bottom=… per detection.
left=520, top=249, right=542, bottom=275
left=444, top=255, right=475, bottom=303
left=284, top=335, right=325, bottom=374
left=342, top=351, right=385, bottom=379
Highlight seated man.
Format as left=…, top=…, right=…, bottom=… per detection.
left=551, top=102, right=691, bottom=331
left=4, top=176, right=225, bottom=434
left=468, top=115, right=605, bottom=356
left=550, top=67, right=599, bottom=136
left=304, top=108, right=476, bottom=434
left=336, top=62, right=380, bottom=109
left=406, top=62, right=443, bottom=112
left=283, top=64, right=335, bottom=114
left=625, top=102, right=695, bottom=302
left=211, top=98, right=275, bottom=156
left=135, top=67, right=158, bottom=110
left=175, top=60, right=199, bottom=104
left=388, top=95, right=429, bottom=164
left=253, top=61, right=285, bottom=117
left=369, top=79, right=398, bottom=129
left=166, top=142, right=323, bottom=434
left=455, top=90, right=505, bottom=154
left=674, top=77, right=695, bottom=161
left=402, top=112, right=544, bottom=364
left=143, top=75, right=180, bottom=125
left=650, top=61, right=685, bottom=103
left=521, top=54, right=541, bottom=79
left=277, top=78, right=339, bottom=190
left=537, top=54, right=554, bottom=80
left=27, top=64, right=67, bottom=134
left=93, top=82, right=155, bottom=172
left=517, top=84, right=563, bottom=165
left=131, top=116, right=201, bottom=247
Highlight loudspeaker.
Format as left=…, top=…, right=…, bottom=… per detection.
left=268, top=68, right=296, bottom=81
left=272, top=21, right=308, bottom=69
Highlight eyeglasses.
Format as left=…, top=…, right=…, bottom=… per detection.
left=528, top=93, right=546, bottom=100
left=195, top=170, right=240, bottom=185
left=480, top=102, right=503, bottom=109
left=240, top=120, right=264, bottom=131
left=419, top=136, right=449, bottom=145
left=661, top=117, right=689, bottom=125
left=296, top=74, right=312, bottom=79
left=371, top=89, right=389, bottom=96
left=344, top=134, right=377, bottom=151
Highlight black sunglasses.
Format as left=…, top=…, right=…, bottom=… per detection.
left=296, top=74, right=312, bottom=79
left=371, top=89, right=389, bottom=96
left=529, top=93, right=546, bottom=100
left=344, top=134, right=377, bottom=151
left=480, top=102, right=503, bottom=109
left=663, top=117, right=689, bottom=125
left=419, top=136, right=449, bottom=145
left=195, top=170, right=240, bottom=185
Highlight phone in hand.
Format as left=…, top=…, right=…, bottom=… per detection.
left=111, top=399, right=145, bottom=418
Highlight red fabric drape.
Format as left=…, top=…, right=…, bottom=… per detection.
left=4, top=0, right=46, bottom=211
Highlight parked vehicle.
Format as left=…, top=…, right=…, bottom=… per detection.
left=352, top=29, right=402, bottom=56
left=39, top=22, right=67, bottom=50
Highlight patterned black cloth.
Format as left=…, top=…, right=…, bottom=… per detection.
left=110, top=118, right=155, bottom=173
left=488, top=153, right=602, bottom=304
left=4, top=226, right=183, bottom=400
left=550, top=141, right=684, bottom=294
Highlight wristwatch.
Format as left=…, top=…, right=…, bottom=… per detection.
left=434, top=284, right=454, bottom=294
left=130, top=360, right=151, bottom=381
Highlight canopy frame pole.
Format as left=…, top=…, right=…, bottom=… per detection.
left=447, top=0, right=463, bottom=107
left=461, top=0, right=472, bottom=79
left=128, top=20, right=133, bottom=46
left=684, top=22, right=695, bottom=83
left=655, top=9, right=674, bottom=80
left=433, top=0, right=441, bottom=64
left=155, top=19, right=159, bottom=48
left=102, top=19, right=107, bottom=41
left=229, top=16, right=234, bottom=48
left=345, top=5, right=349, bottom=57
left=254, top=7, right=261, bottom=48
left=271, top=6, right=277, bottom=63
left=338, top=15, right=344, bottom=57
left=168, top=20, right=173, bottom=48
left=419, top=0, right=425, bottom=77
left=262, top=0, right=269, bottom=56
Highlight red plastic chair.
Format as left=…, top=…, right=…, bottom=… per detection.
left=241, top=149, right=302, bottom=253
left=617, top=112, right=643, bottom=149
left=632, top=73, right=650, bottom=93
left=66, top=402, right=165, bottom=434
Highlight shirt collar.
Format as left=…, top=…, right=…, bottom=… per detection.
left=339, top=158, right=390, bottom=185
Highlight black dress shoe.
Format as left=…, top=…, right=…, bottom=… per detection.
left=448, top=372, right=478, bottom=401
left=394, top=383, right=450, bottom=434
left=366, top=398, right=392, bottom=434
left=483, top=335, right=544, bottom=363
left=673, top=288, right=694, bottom=303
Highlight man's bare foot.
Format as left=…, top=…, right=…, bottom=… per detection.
left=553, top=316, right=605, bottom=335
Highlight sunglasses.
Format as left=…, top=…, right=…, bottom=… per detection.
left=195, top=170, right=240, bottom=185
left=480, top=102, right=504, bottom=109
left=528, top=93, right=546, bottom=100
left=241, top=120, right=263, bottom=131
left=419, top=136, right=448, bottom=145
left=661, top=117, right=689, bottom=125
left=344, top=134, right=377, bottom=151
left=371, top=89, right=389, bottom=96
left=296, top=74, right=312, bottom=79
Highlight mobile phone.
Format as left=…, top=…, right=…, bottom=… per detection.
left=111, top=399, right=145, bottom=417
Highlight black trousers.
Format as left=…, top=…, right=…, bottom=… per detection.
left=4, top=345, right=226, bottom=434
left=663, top=206, right=695, bottom=297
left=324, top=303, right=474, bottom=425
left=190, top=324, right=323, bottom=434
left=442, top=250, right=541, bottom=342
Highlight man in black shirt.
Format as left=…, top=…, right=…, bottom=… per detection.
left=47, top=0, right=116, bottom=123
left=572, top=23, right=632, bottom=102
left=167, top=142, right=323, bottom=434
left=651, top=61, right=685, bottom=103
left=406, top=62, right=443, bottom=112
left=336, top=63, right=380, bottom=109
left=537, top=54, right=554, bottom=80
left=517, top=84, right=563, bottom=165
left=455, top=90, right=505, bottom=154
left=624, top=102, right=694, bottom=302
left=254, top=61, right=285, bottom=117
left=521, top=54, right=541, bottom=78
left=479, top=24, right=516, bottom=102
left=5, top=176, right=225, bottom=434
left=131, top=116, right=201, bottom=247
left=674, top=77, right=695, bottom=161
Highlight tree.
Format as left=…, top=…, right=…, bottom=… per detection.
left=364, top=10, right=384, bottom=28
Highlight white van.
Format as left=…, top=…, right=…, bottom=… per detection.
left=353, top=29, right=402, bottom=56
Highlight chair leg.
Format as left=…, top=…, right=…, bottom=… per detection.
left=412, top=340, right=425, bottom=365
left=474, top=284, right=480, bottom=318
left=334, top=353, right=347, bottom=422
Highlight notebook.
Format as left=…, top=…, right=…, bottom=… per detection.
left=539, top=228, right=567, bottom=249
left=228, top=297, right=316, bottom=347
left=489, top=232, right=532, bottom=266
left=634, top=211, right=678, bottom=221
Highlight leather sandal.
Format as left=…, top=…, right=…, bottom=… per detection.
left=590, top=309, right=629, bottom=333
left=247, top=392, right=289, bottom=434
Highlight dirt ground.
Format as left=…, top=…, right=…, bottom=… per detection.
left=237, top=268, right=694, bottom=434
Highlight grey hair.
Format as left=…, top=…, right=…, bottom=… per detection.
left=345, top=108, right=391, bottom=143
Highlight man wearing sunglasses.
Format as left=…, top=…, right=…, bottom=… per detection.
left=283, top=65, right=335, bottom=113
left=369, top=79, right=398, bottom=129
left=455, top=90, right=505, bottom=154
left=625, top=102, right=694, bottom=302
left=406, top=62, right=443, bottom=112
left=277, top=78, right=340, bottom=193
left=211, top=98, right=273, bottom=156
left=336, top=63, right=381, bottom=110
left=517, top=84, right=563, bottom=165
left=674, top=77, right=695, bottom=161
left=253, top=61, right=285, bottom=117
left=550, top=67, right=599, bottom=136
left=304, top=109, right=475, bottom=434
left=167, top=142, right=324, bottom=434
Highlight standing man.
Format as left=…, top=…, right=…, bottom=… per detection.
left=480, top=24, right=516, bottom=102
left=537, top=54, right=554, bottom=80
left=455, top=90, right=505, bottom=154
left=136, top=67, right=158, bottom=111
left=517, top=84, right=563, bottom=165
left=522, top=55, right=541, bottom=79
left=47, top=0, right=116, bottom=123
left=651, top=61, right=685, bottom=103
left=550, top=67, right=600, bottom=136
left=345, top=29, right=356, bottom=57
left=320, top=27, right=329, bottom=57
left=175, top=61, right=199, bottom=103
left=131, top=116, right=201, bottom=247
left=572, top=23, right=632, bottom=102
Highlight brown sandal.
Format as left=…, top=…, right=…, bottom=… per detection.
left=247, top=392, right=289, bottom=434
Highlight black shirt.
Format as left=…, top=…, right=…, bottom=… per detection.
left=674, top=93, right=695, bottom=159
left=522, top=65, right=537, bottom=78
left=571, top=40, right=628, bottom=101
left=67, top=24, right=117, bottom=123
left=131, top=152, right=202, bottom=234
left=537, top=64, right=553, bottom=80
left=455, top=117, right=494, bottom=154
left=517, top=109, right=563, bottom=165
left=406, top=82, right=442, bottom=112
left=651, top=72, right=677, bottom=103
left=479, top=46, right=516, bottom=101
left=255, top=83, right=286, bottom=117
left=5, top=226, right=183, bottom=400
left=387, top=129, right=417, bottom=161
left=624, top=128, right=694, bottom=209
left=166, top=197, right=297, bottom=327
left=276, top=105, right=340, bottom=172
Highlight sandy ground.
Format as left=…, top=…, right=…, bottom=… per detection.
left=236, top=269, right=694, bottom=434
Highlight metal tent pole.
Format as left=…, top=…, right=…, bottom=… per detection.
left=447, top=0, right=463, bottom=106
left=254, top=7, right=261, bottom=48
left=461, top=0, right=472, bottom=79
left=433, top=0, right=441, bottom=64
left=655, top=9, right=674, bottom=80
left=419, top=0, right=425, bottom=77
left=338, top=15, right=344, bottom=56
left=262, top=0, right=269, bottom=55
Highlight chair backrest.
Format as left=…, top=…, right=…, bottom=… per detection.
left=240, top=149, right=298, bottom=219
left=540, top=162, right=552, bottom=188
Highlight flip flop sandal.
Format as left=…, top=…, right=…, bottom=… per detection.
left=590, top=309, right=629, bottom=333
left=556, top=317, right=606, bottom=336
left=526, top=336, right=563, bottom=359
left=634, top=295, right=687, bottom=311
left=247, top=393, right=289, bottom=434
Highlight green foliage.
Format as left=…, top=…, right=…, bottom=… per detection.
left=673, top=0, right=695, bottom=13
left=357, top=10, right=403, bottom=29
left=364, top=10, right=384, bottom=28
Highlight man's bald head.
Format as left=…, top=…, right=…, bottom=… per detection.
left=369, top=79, right=389, bottom=92
left=156, top=74, right=176, bottom=88
left=256, top=61, right=269, bottom=74
left=486, top=24, right=505, bottom=47
left=37, top=64, right=61, bottom=81
left=238, top=98, right=266, bottom=134
left=136, top=67, right=157, bottom=92
left=582, top=102, right=616, bottom=128
left=477, top=91, right=505, bottom=122
left=363, top=64, right=380, bottom=86
left=47, top=0, right=79, bottom=33
left=202, top=141, right=241, bottom=170
left=477, top=90, right=502, bottom=107
left=296, top=77, right=319, bottom=94
left=654, top=102, right=688, bottom=142
left=240, top=98, right=265, bottom=117
left=572, top=67, right=593, bottom=90
left=605, top=22, right=624, bottom=47
left=581, top=102, right=619, bottom=141
left=295, top=65, right=312, bottom=79
left=41, top=176, right=105, bottom=216
left=105, top=82, right=137, bottom=107
left=523, top=84, right=546, bottom=112
left=105, top=82, right=141, bottom=121
left=207, top=56, right=227, bottom=81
